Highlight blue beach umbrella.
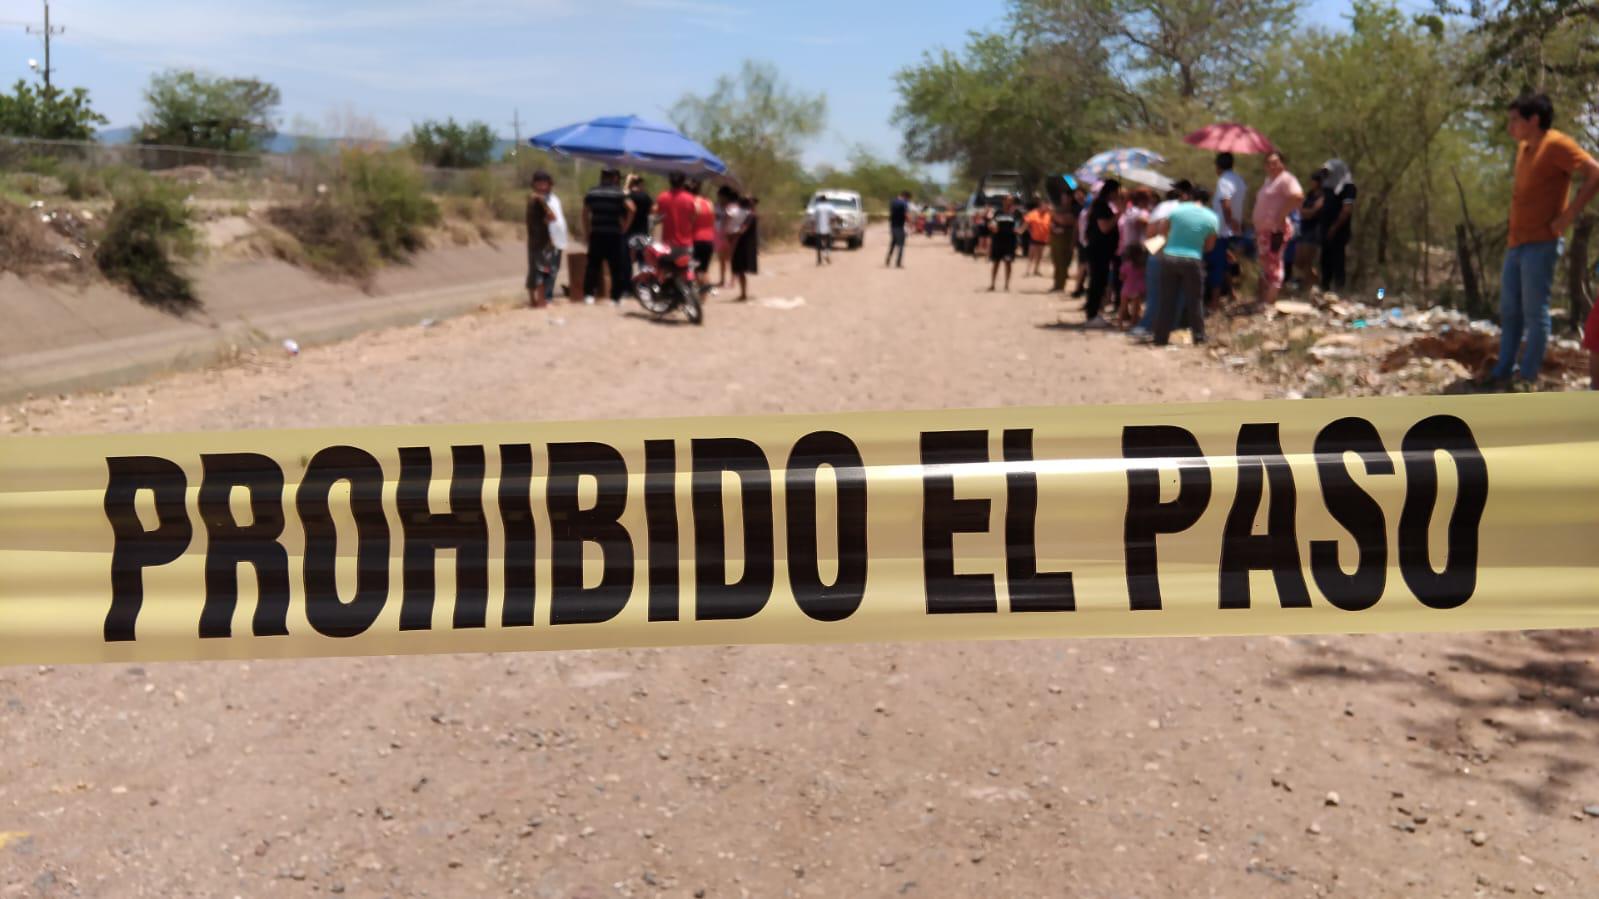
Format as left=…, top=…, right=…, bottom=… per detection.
left=529, top=115, right=730, bottom=179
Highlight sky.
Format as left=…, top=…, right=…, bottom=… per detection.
left=1, top=0, right=1410, bottom=169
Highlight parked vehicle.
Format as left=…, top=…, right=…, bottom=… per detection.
left=952, top=172, right=1024, bottom=254
left=800, top=189, right=867, bottom=249
left=629, top=235, right=705, bottom=325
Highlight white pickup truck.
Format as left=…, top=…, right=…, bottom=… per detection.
left=801, top=189, right=867, bottom=250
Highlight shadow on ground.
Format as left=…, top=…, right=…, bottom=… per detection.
left=1287, top=629, right=1599, bottom=813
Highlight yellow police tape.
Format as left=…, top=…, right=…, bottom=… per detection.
left=0, top=393, right=1595, bottom=666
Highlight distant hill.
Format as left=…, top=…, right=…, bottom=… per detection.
left=96, top=126, right=523, bottom=160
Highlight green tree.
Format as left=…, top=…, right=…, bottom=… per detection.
left=0, top=79, right=107, bottom=140
left=1236, top=2, right=1478, bottom=297
left=1439, top=0, right=1599, bottom=129
left=1010, top=0, right=1301, bottom=104
left=893, top=30, right=1110, bottom=186
left=138, top=70, right=281, bottom=151
left=1435, top=0, right=1599, bottom=326
left=407, top=118, right=499, bottom=168
left=671, top=60, right=826, bottom=207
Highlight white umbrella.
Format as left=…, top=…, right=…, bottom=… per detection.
left=1119, top=167, right=1174, bottom=192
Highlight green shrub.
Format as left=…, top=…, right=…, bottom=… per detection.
left=267, top=149, right=439, bottom=280
left=60, top=164, right=106, bottom=200
left=21, top=155, right=62, bottom=177
left=344, top=149, right=438, bottom=260
left=95, top=178, right=199, bottom=310
left=266, top=198, right=378, bottom=280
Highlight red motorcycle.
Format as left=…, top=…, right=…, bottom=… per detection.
left=629, top=235, right=705, bottom=325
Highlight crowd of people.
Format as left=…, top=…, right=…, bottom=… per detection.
left=524, top=169, right=762, bottom=309
left=954, top=149, right=1358, bottom=351
left=949, top=92, right=1599, bottom=388
left=524, top=91, right=1599, bottom=389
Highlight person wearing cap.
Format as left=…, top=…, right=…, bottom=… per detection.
left=525, top=171, right=557, bottom=308
left=582, top=167, right=634, bottom=305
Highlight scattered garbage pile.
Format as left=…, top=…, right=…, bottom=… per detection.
left=0, top=200, right=95, bottom=278
left=1209, top=290, right=1590, bottom=397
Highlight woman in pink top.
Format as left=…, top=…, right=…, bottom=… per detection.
left=1252, top=151, right=1304, bottom=308
left=687, top=178, right=718, bottom=279
left=1116, top=189, right=1155, bottom=328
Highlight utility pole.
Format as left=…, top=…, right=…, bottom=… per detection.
left=25, top=1, right=64, bottom=91
left=510, top=108, right=521, bottom=159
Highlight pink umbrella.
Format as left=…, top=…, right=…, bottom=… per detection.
left=1183, top=123, right=1275, bottom=155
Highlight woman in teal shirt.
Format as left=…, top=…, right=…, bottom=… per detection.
left=1151, top=189, right=1219, bottom=346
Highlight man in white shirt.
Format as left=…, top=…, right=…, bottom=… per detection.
left=1207, top=152, right=1248, bottom=305
left=812, top=200, right=834, bottom=266
left=543, top=192, right=569, bottom=299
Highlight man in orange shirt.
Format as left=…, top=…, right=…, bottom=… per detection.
left=1023, top=201, right=1052, bottom=276
left=1487, top=92, right=1599, bottom=387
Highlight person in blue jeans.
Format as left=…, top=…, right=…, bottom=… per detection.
left=886, top=190, right=911, bottom=268
left=1131, top=180, right=1192, bottom=340
left=1487, top=92, right=1599, bottom=386
left=1152, top=191, right=1219, bottom=346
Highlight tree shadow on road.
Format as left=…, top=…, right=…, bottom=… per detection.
left=1285, top=630, right=1599, bottom=814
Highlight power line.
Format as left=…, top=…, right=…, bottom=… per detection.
left=23, top=1, right=64, bottom=91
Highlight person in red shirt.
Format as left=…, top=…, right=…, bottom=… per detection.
left=686, top=177, right=718, bottom=278
left=655, top=172, right=698, bottom=253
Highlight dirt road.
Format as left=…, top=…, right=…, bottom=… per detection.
left=2, top=229, right=1595, bottom=898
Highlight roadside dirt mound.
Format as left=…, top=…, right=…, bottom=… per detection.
left=1382, top=328, right=1587, bottom=378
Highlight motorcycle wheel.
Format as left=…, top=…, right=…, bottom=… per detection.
left=635, top=283, right=671, bottom=316
left=683, top=287, right=704, bottom=325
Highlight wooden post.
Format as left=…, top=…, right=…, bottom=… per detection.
left=1566, top=213, right=1595, bottom=334
left=1456, top=223, right=1481, bottom=314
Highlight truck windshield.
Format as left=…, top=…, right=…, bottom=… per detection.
left=814, top=195, right=859, bottom=209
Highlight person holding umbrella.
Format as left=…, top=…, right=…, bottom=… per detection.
left=1208, top=152, right=1248, bottom=306
left=1182, top=125, right=1271, bottom=306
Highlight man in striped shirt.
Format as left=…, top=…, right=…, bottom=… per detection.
left=582, top=167, right=635, bottom=305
